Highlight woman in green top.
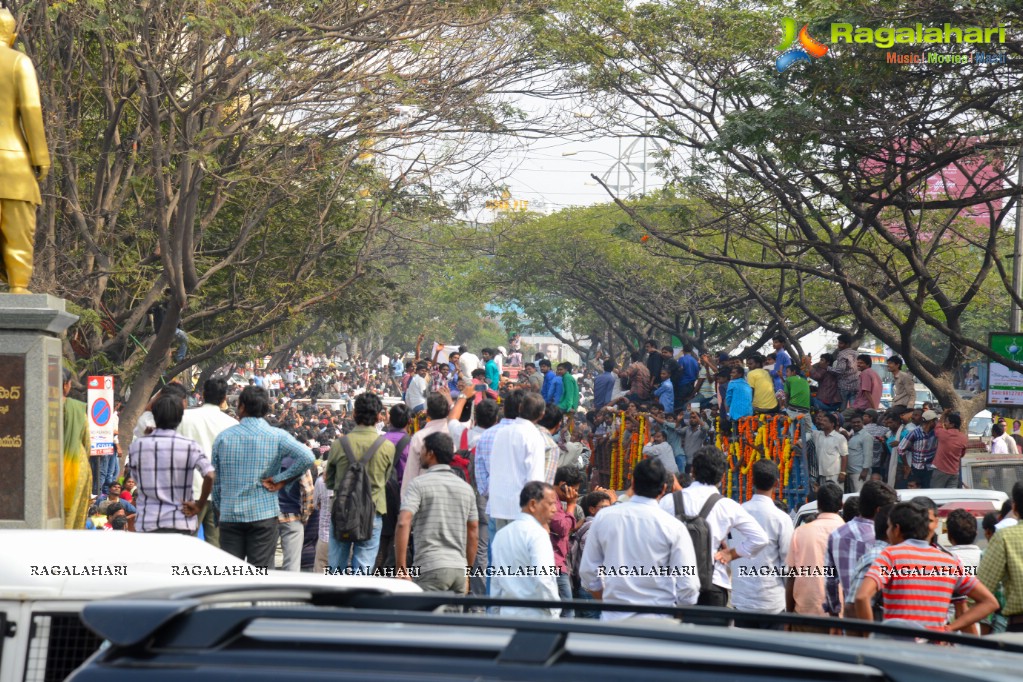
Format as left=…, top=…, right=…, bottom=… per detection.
left=62, top=369, right=92, bottom=529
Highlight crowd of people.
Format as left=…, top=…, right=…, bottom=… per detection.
left=56, top=334, right=1023, bottom=639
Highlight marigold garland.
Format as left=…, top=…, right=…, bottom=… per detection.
left=717, top=414, right=807, bottom=512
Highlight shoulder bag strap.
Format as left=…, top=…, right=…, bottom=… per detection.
left=362, top=435, right=387, bottom=466
left=698, top=492, right=723, bottom=520
left=672, top=490, right=685, bottom=519
left=339, top=436, right=357, bottom=467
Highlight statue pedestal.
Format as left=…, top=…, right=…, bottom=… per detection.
left=0, top=294, right=77, bottom=529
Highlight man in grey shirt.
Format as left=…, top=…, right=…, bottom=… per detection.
left=846, top=414, right=873, bottom=492
left=643, top=429, right=678, bottom=474
left=396, top=432, right=478, bottom=591
left=681, top=411, right=713, bottom=465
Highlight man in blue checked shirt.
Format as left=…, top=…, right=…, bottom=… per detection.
left=212, top=386, right=314, bottom=568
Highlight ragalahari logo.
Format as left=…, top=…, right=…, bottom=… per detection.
left=776, top=18, right=829, bottom=72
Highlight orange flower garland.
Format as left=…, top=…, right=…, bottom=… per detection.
left=718, top=415, right=807, bottom=510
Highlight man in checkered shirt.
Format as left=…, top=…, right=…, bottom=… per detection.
left=212, top=386, right=314, bottom=568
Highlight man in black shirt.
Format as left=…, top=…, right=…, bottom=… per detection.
left=645, top=340, right=664, bottom=388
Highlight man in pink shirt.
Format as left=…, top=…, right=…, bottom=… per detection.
left=931, top=410, right=968, bottom=488
left=786, top=482, right=845, bottom=632
left=549, top=466, right=583, bottom=617
left=850, top=355, right=882, bottom=413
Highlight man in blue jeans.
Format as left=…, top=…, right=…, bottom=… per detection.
left=325, top=392, right=395, bottom=573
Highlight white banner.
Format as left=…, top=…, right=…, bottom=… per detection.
left=430, top=343, right=460, bottom=365
left=87, top=376, right=115, bottom=457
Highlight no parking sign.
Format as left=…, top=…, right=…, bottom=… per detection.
left=87, top=376, right=115, bottom=456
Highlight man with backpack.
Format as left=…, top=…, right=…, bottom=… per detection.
left=395, top=433, right=478, bottom=591
left=658, top=446, right=769, bottom=606
left=579, top=458, right=700, bottom=620
left=325, top=393, right=396, bottom=573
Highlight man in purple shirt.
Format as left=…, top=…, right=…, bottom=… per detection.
left=823, top=480, right=897, bottom=617
left=383, top=403, right=413, bottom=485
left=592, top=359, right=617, bottom=410
left=771, top=336, right=792, bottom=393
left=550, top=466, right=583, bottom=618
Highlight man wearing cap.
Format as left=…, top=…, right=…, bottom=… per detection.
left=894, top=409, right=939, bottom=489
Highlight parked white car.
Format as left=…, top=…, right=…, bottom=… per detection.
left=0, top=531, right=419, bottom=682
left=794, top=487, right=1008, bottom=530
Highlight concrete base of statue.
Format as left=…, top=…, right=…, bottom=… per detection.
left=0, top=294, right=77, bottom=529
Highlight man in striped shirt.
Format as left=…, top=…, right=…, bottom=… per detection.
left=853, top=502, right=998, bottom=631
left=396, top=433, right=478, bottom=591
left=127, top=393, right=215, bottom=535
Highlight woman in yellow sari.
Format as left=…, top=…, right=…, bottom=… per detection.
left=62, top=369, right=91, bottom=529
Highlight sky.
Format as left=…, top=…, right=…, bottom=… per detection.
left=470, top=134, right=668, bottom=217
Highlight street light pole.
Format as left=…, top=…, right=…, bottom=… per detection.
left=1012, top=146, right=1023, bottom=333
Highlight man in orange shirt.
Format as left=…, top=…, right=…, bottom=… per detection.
left=786, top=482, right=845, bottom=633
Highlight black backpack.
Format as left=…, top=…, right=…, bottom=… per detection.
left=331, top=435, right=387, bottom=543
left=672, top=490, right=722, bottom=592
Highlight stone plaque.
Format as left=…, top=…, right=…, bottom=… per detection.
left=0, top=354, right=26, bottom=520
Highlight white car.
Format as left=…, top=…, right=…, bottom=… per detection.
left=968, top=409, right=993, bottom=438
left=793, top=487, right=1008, bottom=530
left=0, top=531, right=419, bottom=682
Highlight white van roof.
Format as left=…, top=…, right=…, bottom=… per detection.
left=0, top=531, right=420, bottom=600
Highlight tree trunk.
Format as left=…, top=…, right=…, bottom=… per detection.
left=118, top=304, right=179, bottom=450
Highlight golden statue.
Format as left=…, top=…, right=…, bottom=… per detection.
left=0, top=9, right=49, bottom=294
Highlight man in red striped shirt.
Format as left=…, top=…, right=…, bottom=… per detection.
left=853, top=502, right=997, bottom=632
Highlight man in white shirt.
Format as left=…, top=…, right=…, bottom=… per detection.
left=809, top=412, right=848, bottom=486
left=457, top=345, right=481, bottom=385
left=176, top=378, right=238, bottom=547
left=730, top=459, right=793, bottom=621
left=489, top=481, right=561, bottom=618
left=991, top=422, right=1019, bottom=455
left=659, top=446, right=768, bottom=606
left=406, top=362, right=430, bottom=414
left=580, top=458, right=700, bottom=620
left=486, top=391, right=547, bottom=532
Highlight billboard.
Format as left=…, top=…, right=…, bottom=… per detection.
left=986, top=333, right=1023, bottom=408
